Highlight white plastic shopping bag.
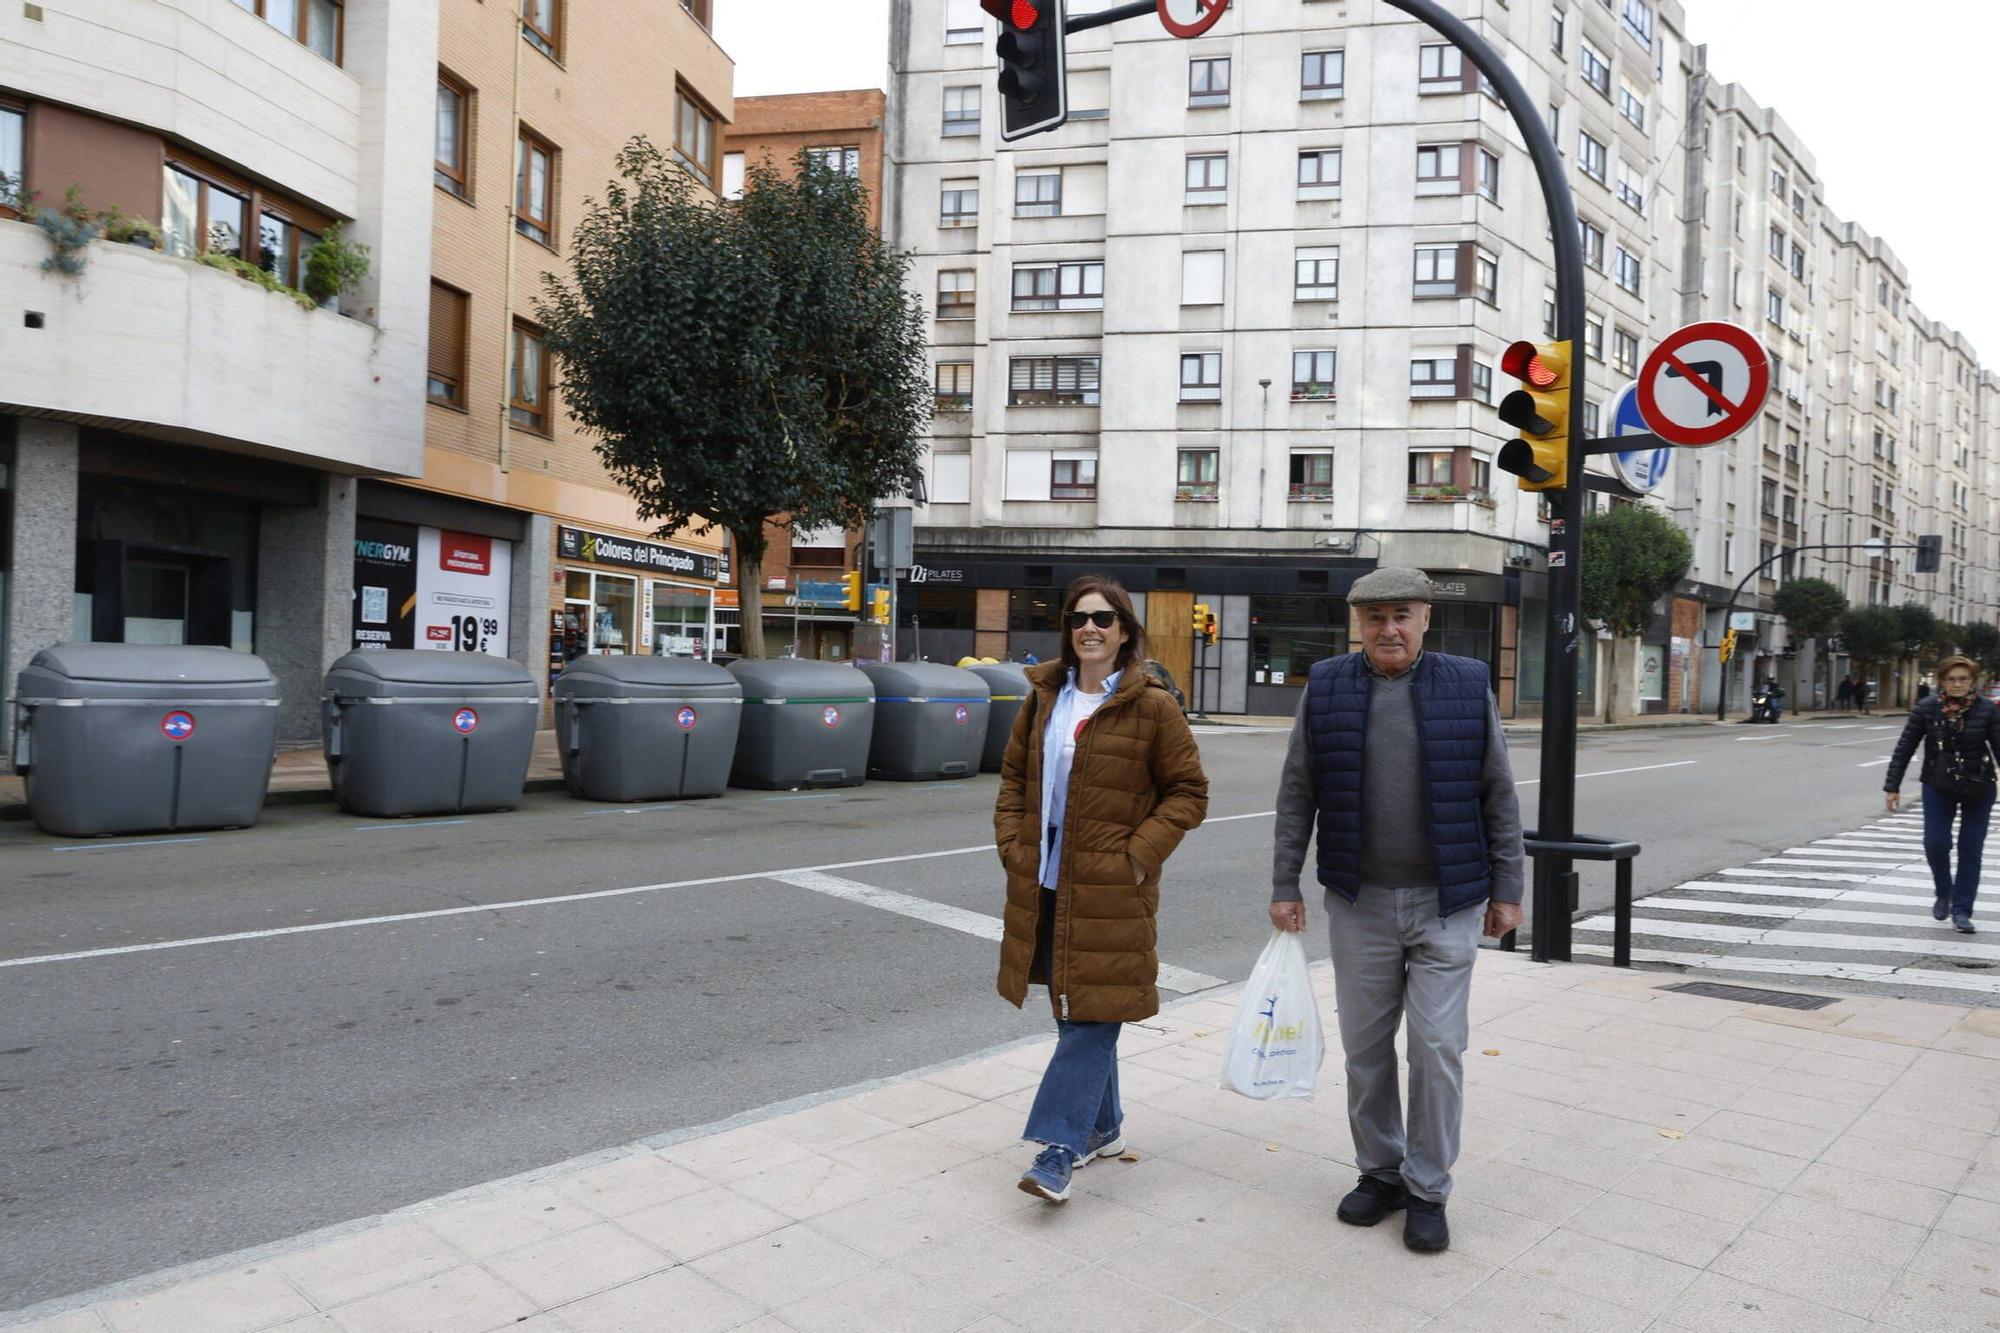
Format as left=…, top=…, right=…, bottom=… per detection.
left=1218, top=928, right=1325, bottom=1100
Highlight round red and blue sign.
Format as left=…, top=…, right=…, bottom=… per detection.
left=822, top=706, right=841, bottom=728
left=453, top=707, right=479, bottom=735
left=160, top=710, right=196, bottom=742
left=676, top=706, right=698, bottom=730
left=954, top=704, right=970, bottom=724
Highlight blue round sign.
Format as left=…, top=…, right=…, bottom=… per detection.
left=453, top=707, right=479, bottom=735
left=676, top=706, right=698, bottom=730
left=160, top=710, right=196, bottom=742
left=1610, top=385, right=1671, bottom=494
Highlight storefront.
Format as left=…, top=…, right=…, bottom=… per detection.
left=352, top=482, right=525, bottom=658
left=552, top=525, right=722, bottom=679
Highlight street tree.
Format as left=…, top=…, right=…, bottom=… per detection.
left=1579, top=504, right=1691, bottom=720
left=1771, top=577, right=1847, bottom=710
left=1895, top=603, right=1943, bottom=692
left=538, top=141, right=931, bottom=657
left=1962, top=621, right=2000, bottom=676
left=1837, top=606, right=1902, bottom=701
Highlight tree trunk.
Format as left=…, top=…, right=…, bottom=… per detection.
left=733, top=529, right=767, bottom=659
left=1603, top=638, right=1621, bottom=723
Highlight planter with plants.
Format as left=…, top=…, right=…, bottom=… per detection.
left=98, top=206, right=161, bottom=249
left=1290, top=383, right=1336, bottom=402
left=302, top=222, right=370, bottom=310
left=1407, top=483, right=1466, bottom=502
left=9, top=183, right=104, bottom=277
left=196, top=250, right=318, bottom=310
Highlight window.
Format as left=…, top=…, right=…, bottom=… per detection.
left=1008, top=356, right=1101, bottom=406
left=1542, top=288, right=1557, bottom=337
left=1409, top=357, right=1456, bottom=398
left=1551, top=7, right=1566, bottom=53
left=1792, top=190, right=1805, bottom=218
left=1180, top=352, right=1222, bottom=402
left=1416, top=143, right=1461, bottom=184
left=1761, top=478, right=1778, bottom=517
left=161, top=162, right=247, bottom=261
left=1767, top=225, right=1785, bottom=262
left=1765, top=287, right=1784, bottom=326
left=806, top=145, right=860, bottom=177
left=1182, top=250, right=1225, bottom=305
left=1051, top=457, right=1098, bottom=500
left=1408, top=450, right=1453, bottom=486
left=1413, top=244, right=1458, bottom=298
left=1789, top=241, right=1805, bottom=281
left=1612, top=327, right=1639, bottom=376
left=1300, top=49, right=1344, bottom=100
left=1471, top=361, right=1493, bottom=405
left=1294, top=246, right=1339, bottom=300
left=427, top=282, right=468, bottom=407
left=509, top=321, right=549, bottom=432
left=1289, top=451, right=1333, bottom=499
left=675, top=87, right=718, bottom=186
left=521, top=0, right=558, bottom=59
left=1618, top=81, right=1645, bottom=129
left=1580, top=42, right=1610, bottom=96
left=1418, top=44, right=1465, bottom=92
left=1578, top=131, right=1607, bottom=183
left=1616, top=161, right=1644, bottom=212
left=1189, top=57, right=1231, bottom=107
left=1184, top=153, right=1227, bottom=204
left=1015, top=170, right=1061, bottom=216
left=259, top=211, right=317, bottom=288
left=1473, top=247, right=1498, bottom=303
left=942, top=86, right=980, bottom=136
left=1614, top=246, right=1642, bottom=294
left=935, top=361, right=974, bottom=411
left=0, top=102, right=20, bottom=216
left=1770, top=167, right=1787, bottom=196
left=515, top=127, right=554, bottom=244
left=1584, top=314, right=1605, bottom=360
left=937, top=269, right=975, bottom=320
left=944, top=0, right=983, bottom=43
left=1579, top=219, right=1605, bottom=269
left=239, top=0, right=342, bottom=63
left=1177, top=449, right=1219, bottom=500
left=1582, top=399, right=1601, bottom=436
left=1292, top=350, right=1336, bottom=399
left=1475, top=148, right=1500, bottom=201
left=1297, top=149, right=1341, bottom=197
left=435, top=73, right=470, bottom=197
left=722, top=152, right=745, bottom=200
left=1622, top=0, right=1653, bottom=47
left=940, top=180, right=978, bottom=227
left=1011, top=260, right=1104, bottom=312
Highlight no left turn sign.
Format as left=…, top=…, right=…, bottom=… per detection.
left=1157, top=0, right=1230, bottom=39
left=1636, top=321, right=1770, bottom=447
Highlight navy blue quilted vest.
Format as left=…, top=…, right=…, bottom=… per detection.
left=1304, top=652, right=1493, bottom=917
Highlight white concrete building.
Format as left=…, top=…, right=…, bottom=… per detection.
left=888, top=0, right=1691, bottom=717
left=1, top=0, right=436, bottom=755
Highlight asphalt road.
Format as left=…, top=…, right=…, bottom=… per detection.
left=0, top=715, right=1912, bottom=1310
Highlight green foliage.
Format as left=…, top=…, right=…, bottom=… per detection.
left=196, top=250, right=318, bottom=310
left=303, top=222, right=371, bottom=303
left=538, top=141, right=931, bottom=655
left=1837, top=605, right=1903, bottom=670
left=1770, top=577, right=1847, bottom=645
left=1579, top=504, right=1692, bottom=638
left=1894, top=601, right=1941, bottom=659
left=26, top=184, right=101, bottom=277
left=96, top=205, right=160, bottom=246
left=1962, top=622, right=2000, bottom=675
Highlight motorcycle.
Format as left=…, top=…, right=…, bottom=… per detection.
left=1748, top=682, right=1785, bottom=724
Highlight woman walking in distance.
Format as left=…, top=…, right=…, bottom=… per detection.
left=993, top=576, right=1208, bottom=1203
left=1885, top=655, right=2000, bottom=933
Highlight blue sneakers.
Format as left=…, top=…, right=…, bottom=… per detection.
left=1018, top=1144, right=1075, bottom=1203
left=1081, top=1127, right=1127, bottom=1164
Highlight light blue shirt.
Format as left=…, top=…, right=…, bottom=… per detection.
left=1038, top=668, right=1120, bottom=889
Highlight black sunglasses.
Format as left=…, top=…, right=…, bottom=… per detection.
left=1065, top=610, right=1119, bottom=630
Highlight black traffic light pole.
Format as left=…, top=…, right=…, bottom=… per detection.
left=1386, top=0, right=1587, bottom=962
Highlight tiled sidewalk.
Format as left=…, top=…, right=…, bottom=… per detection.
left=10, top=951, right=1999, bottom=1333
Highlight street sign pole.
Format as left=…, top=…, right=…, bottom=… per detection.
left=1387, top=0, right=1585, bottom=962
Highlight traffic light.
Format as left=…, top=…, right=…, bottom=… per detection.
left=1495, top=340, right=1573, bottom=492
left=1719, top=627, right=1737, bottom=664
left=870, top=587, right=891, bottom=623
left=841, top=570, right=863, bottom=612
left=1915, top=534, right=1942, bottom=574
left=982, top=0, right=1067, bottom=141
left=1191, top=602, right=1211, bottom=635
left=1203, top=611, right=1218, bottom=647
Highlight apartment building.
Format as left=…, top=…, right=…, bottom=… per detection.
left=887, top=0, right=1691, bottom=716
left=2, top=0, right=435, bottom=758
left=724, top=89, right=888, bottom=661
left=404, top=0, right=735, bottom=696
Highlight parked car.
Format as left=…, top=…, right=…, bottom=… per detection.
left=1142, top=658, right=1188, bottom=712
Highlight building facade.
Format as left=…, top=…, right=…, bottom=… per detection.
left=3, top=0, right=435, bottom=760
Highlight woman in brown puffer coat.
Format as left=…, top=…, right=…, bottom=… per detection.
left=994, top=575, right=1208, bottom=1204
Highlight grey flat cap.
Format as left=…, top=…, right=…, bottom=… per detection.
left=1347, top=566, right=1434, bottom=605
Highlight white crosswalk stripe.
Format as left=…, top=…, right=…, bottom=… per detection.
left=1572, top=811, right=1992, bottom=1001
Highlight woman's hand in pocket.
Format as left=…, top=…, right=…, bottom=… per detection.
left=1128, top=855, right=1146, bottom=885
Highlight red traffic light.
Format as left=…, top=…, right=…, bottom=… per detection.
left=1500, top=340, right=1560, bottom=388
left=981, top=0, right=1042, bottom=26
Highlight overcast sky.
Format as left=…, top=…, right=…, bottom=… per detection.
left=714, top=0, right=2000, bottom=359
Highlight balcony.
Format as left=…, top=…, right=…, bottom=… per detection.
left=1407, top=483, right=1496, bottom=507
left=2, top=221, right=423, bottom=475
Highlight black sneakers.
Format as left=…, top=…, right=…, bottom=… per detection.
left=1953, top=915, right=1976, bottom=934
left=1336, top=1175, right=1409, bottom=1226
left=1403, top=1198, right=1450, bottom=1252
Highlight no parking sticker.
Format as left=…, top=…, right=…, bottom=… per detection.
left=676, top=706, right=698, bottom=730
left=822, top=706, right=841, bottom=728
left=160, top=710, right=196, bottom=742
left=954, top=704, right=970, bottom=724
left=453, top=708, right=479, bottom=734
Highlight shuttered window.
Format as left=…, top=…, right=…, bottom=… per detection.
left=428, top=282, right=468, bottom=406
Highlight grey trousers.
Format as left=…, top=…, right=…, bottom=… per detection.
left=1326, top=884, right=1481, bottom=1203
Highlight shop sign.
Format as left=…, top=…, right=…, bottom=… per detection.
left=907, top=564, right=965, bottom=584
left=353, top=519, right=512, bottom=657
left=559, top=526, right=719, bottom=581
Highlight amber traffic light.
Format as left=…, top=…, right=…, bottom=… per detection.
left=1495, top=340, right=1573, bottom=492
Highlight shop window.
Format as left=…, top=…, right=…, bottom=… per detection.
left=564, top=569, right=636, bottom=654
left=1006, top=587, right=1060, bottom=633
left=1249, top=594, right=1347, bottom=690
left=651, top=583, right=711, bottom=657
left=1423, top=601, right=1496, bottom=671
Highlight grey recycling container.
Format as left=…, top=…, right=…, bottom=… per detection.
left=858, top=662, right=990, bottom=781
left=554, top=656, right=742, bottom=801
left=322, top=650, right=538, bottom=817
left=13, top=643, right=280, bottom=838
left=727, top=658, right=874, bottom=790
left=968, top=663, right=1032, bottom=773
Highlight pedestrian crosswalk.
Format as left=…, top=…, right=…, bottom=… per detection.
left=1572, top=813, right=2000, bottom=1000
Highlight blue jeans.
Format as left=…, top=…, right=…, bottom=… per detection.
left=1923, top=786, right=1994, bottom=918
left=1023, top=1020, right=1122, bottom=1162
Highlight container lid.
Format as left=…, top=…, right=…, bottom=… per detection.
left=26, top=643, right=275, bottom=685
left=858, top=661, right=991, bottom=701
left=556, top=655, right=738, bottom=688
left=326, top=649, right=533, bottom=686
left=726, top=657, right=875, bottom=699
left=967, top=663, right=1031, bottom=692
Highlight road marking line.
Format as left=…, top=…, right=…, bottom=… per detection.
left=1857, top=758, right=1893, bottom=768
left=1719, top=868, right=1937, bottom=889
left=1794, top=845, right=1918, bottom=857
left=767, top=869, right=1228, bottom=995
left=1673, top=881, right=1934, bottom=906
left=1626, top=899, right=1941, bottom=928
left=49, top=837, right=209, bottom=853
left=1866, top=725, right=1897, bottom=731
left=580, top=807, right=679, bottom=816
left=1758, top=858, right=1921, bottom=871
left=1569, top=943, right=2000, bottom=997
left=1574, top=915, right=2000, bottom=961
left=1516, top=760, right=1698, bottom=787
left=354, top=819, right=469, bottom=831
left=1735, top=736, right=1780, bottom=743
left=1823, top=739, right=1880, bottom=748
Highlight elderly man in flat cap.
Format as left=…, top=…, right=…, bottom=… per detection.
left=1268, top=566, right=1524, bottom=1254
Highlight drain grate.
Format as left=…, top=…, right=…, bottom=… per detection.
left=1659, top=981, right=1838, bottom=1010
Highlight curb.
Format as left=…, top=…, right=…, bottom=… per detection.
left=0, top=776, right=572, bottom=826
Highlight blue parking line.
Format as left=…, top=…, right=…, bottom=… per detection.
left=909, top=783, right=971, bottom=793
left=51, top=837, right=209, bottom=853
left=353, top=819, right=470, bottom=831
left=582, top=806, right=679, bottom=815
left=764, top=792, right=840, bottom=802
